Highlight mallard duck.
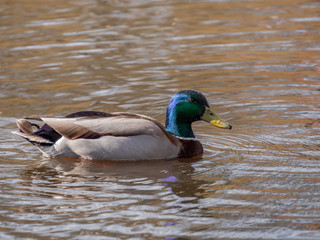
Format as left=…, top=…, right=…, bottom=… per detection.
left=13, top=89, right=231, bottom=160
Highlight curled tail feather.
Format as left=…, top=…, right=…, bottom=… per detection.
left=12, top=119, right=53, bottom=146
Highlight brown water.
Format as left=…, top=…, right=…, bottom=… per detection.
left=1, top=0, right=320, bottom=239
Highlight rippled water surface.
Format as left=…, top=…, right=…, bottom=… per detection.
left=1, top=0, right=320, bottom=239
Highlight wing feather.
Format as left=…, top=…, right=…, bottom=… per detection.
left=41, top=114, right=164, bottom=140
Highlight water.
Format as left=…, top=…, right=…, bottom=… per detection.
left=1, top=0, right=319, bottom=239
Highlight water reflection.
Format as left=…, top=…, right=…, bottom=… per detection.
left=19, top=157, right=208, bottom=200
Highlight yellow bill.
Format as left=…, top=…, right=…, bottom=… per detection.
left=201, top=107, right=232, bottom=129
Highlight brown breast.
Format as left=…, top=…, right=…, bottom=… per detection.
left=178, top=138, right=203, bottom=158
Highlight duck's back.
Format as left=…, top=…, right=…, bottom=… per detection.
left=14, top=111, right=182, bottom=160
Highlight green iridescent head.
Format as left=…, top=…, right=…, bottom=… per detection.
left=165, top=90, right=232, bottom=138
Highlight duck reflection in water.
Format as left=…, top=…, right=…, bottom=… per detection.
left=20, top=157, right=211, bottom=200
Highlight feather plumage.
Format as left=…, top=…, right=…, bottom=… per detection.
left=13, top=90, right=232, bottom=160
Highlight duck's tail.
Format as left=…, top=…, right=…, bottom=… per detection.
left=12, top=119, right=54, bottom=146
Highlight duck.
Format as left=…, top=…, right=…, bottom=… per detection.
left=12, top=89, right=232, bottom=161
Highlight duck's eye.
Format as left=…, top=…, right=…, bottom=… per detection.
left=188, top=98, right=195, bottom=103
